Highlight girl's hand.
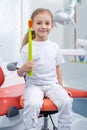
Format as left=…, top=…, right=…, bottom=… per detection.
left=23, top=61, right=34, bottom=73
left=17, top=61, right=34, bottom=77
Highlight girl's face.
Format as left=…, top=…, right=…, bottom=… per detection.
left=32, top=12, right=53, bottom=41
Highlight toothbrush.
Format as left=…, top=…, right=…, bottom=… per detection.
left=28, top=19, right=33, bottom=76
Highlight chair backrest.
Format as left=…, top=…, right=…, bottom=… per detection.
left=0, top=67, right=5, bottom=86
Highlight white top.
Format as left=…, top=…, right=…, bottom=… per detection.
left=17, top=39, right=65, bottom=86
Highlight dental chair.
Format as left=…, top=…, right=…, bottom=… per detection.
left=1, top=63, right=87, bottom=130
left=0, top=65, right=58, bottom=130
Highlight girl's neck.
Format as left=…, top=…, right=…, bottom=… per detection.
left=33, top=37, right=48, bottom=42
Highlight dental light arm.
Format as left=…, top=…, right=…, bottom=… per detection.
left=53, top=0, right=76, bottom=28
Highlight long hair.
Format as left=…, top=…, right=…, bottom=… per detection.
left=20, top=31, right=35, bottom=51
left=20, top=8, right=53, bottom=51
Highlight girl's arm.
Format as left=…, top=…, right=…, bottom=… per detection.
left=56, top=65, right=72, bottom=97
left=56, top=65, right=63, bottom=87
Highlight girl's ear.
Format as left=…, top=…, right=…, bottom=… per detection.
left=51, top=24, right=54, bottom=29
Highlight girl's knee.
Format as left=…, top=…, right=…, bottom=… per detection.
left=59, top=96, right=73, bottom=111
left=25, top=100, right=42, bottom=110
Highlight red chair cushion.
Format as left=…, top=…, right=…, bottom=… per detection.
left=0, top=83, right=87, bottom=116
left=65, top=87, right=87, bottom=98
left=20, top=96, right=58, bottom=112
left=0, top=83, right=24, bottom=116
left=0, top=67, right=5, bottom=86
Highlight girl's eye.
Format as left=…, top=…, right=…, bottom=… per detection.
left=46, top=22, right=50, bottom=25
left=36, top=22, right=51, bottom=25
left=37, top=22, right=41, bottom=25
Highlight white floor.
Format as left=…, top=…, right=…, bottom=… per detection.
left=0, top=111, right=87, bottom=130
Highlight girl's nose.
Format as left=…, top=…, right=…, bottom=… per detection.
left=41, top=23, right=46, bottom=28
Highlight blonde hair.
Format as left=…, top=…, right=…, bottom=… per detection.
left=20, top=8, right=53, bottom=51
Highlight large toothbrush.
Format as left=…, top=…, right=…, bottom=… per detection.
left=28, top=19, right=33, bottom=76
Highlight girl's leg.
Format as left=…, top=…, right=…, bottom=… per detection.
left=45, top=84, right=73, bottom=130
left=23, top=85, right=44, bottom=130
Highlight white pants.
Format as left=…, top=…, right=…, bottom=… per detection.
left=23, top=84, right=73, bottom=130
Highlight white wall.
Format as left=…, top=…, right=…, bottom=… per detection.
left=76, top=1, right=87, bottom=39
left=0, top=0, right=21, bottom=63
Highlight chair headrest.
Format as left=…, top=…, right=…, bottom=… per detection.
left=7, top=62, right=17, bottom=71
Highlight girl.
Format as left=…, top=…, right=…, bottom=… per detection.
left=17, top=8, right=73, bottom=130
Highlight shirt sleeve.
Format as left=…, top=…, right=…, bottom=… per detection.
left=56, top=47, right=65, bottom=66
